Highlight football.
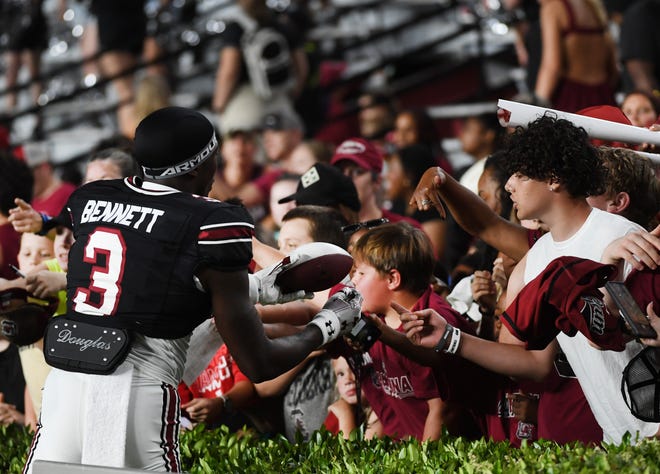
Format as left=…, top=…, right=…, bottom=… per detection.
left=275, top=242, right=353, bottom=293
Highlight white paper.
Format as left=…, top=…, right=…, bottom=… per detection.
left=497, top=99, right=660, bottom=147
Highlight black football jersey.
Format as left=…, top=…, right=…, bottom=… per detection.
left=59, top=177, right=254, bottom=339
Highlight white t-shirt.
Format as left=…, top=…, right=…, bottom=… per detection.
left=524, top=208, right=659, bottom=443
left=458, top=158, right=486, bottom=195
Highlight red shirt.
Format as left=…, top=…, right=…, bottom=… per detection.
left=32, top=182, right=76, bottom=217
left=177, top=344, right=248, bottom=403
left=537, top=372, right=602, bottom=445
left=0, top=223, right=20, bottom=280
left=360, top=287, right=465, bottom=440
left=485, top=380, right=539, bottom=447
left=252, top=168, right=285, bottom=202
left=324, top=411, right=340, bottom=435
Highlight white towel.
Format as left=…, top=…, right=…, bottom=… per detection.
left=81, top=363, right=133, bottom=467
left=181, top=318, right=223, bottom=386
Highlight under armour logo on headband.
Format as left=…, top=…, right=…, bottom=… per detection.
left=142, top=133, right=219, bottom=179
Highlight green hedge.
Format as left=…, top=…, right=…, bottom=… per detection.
left=4, top=424, right=660, bottom=473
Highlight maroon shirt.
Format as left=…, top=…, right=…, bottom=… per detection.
left=360, top=288, right=449, bottom=440
left=537, top=372, right=602, bottom=445
left=0, top=222, right=20, bottom=280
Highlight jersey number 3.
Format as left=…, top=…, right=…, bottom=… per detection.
left=73, top=228, right=127, bottom=316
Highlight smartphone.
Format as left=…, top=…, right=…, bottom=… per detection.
left=604, top=281, right=657, bottom=339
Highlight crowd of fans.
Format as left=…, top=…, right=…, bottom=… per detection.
left=1, top=0, right=660, bottom=471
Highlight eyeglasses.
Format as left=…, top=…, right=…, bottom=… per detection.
left=341, top=218, right=389, bottom=235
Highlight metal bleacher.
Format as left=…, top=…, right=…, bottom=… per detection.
left=0, top=0, right=520, bottom=167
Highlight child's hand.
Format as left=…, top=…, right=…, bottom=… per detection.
left=181, top=397, right=223, bottom=424
left=25, top=271, right=66, bottom=298
left=471, top=271, right=497, bottom=314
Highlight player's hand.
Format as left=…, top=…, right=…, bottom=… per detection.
left=601, top=226, right=660, bottom=271
left=248, top=254, right=313, bottom=305
left=309, top=288, right=362, bottom=345
left=409, top=167, right=447, bottom=218
left=8, top=198, right=43, bottom=234
left=25, top=271, right=67, bottom=298
left=393, top=302, right=447, bottom=349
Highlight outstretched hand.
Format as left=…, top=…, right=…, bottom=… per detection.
left=8, top=198, right=43, bottom=234
left=392, top=301, right=447, bottom=349
left=409, top=167, right=447, bottom=218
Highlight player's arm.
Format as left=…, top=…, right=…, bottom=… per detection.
left=202, top=267, right=323, bottom=383
left=411, top=167, right=529, bottom=261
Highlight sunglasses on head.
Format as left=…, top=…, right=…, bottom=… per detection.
left=341, top=218, right=389, bottom=235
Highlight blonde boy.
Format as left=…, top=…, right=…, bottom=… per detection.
left=350, top=222, right=471, bottom=440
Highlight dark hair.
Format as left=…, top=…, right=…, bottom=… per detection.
left=397, top=108, right=438, bottom=149
left=622, top=90, right=660, bottom=116
left=88, top=148, right=141, bottom=178
left=396, top=144, right=438, bottom=188
left=469, top=112, right=507, bottom=152
left=0, top=151, right=33, bottom=215
left=483, top=151, right=513, bottom=220
left=503, top=115, right=605, bottom=198
left=282, top=205, right=349, bottom=249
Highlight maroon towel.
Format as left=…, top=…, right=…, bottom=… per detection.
left=501, top=256, right=625, bottom=351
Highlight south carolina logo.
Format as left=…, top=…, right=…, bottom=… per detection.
left=337, top=140, right=366, bottom=155
left=580, top=295, right=605, bottom=336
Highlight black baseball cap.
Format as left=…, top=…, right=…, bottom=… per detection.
left=278, top=163, right=361, bottom=212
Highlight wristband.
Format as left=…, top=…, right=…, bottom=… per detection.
left=446, top=327, right=462, bottom=354
left=37, top=213, right=52, bottom=236
left=433, top=323, right=454, bottom=353
left=308, top=309, right=341, bottom=346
